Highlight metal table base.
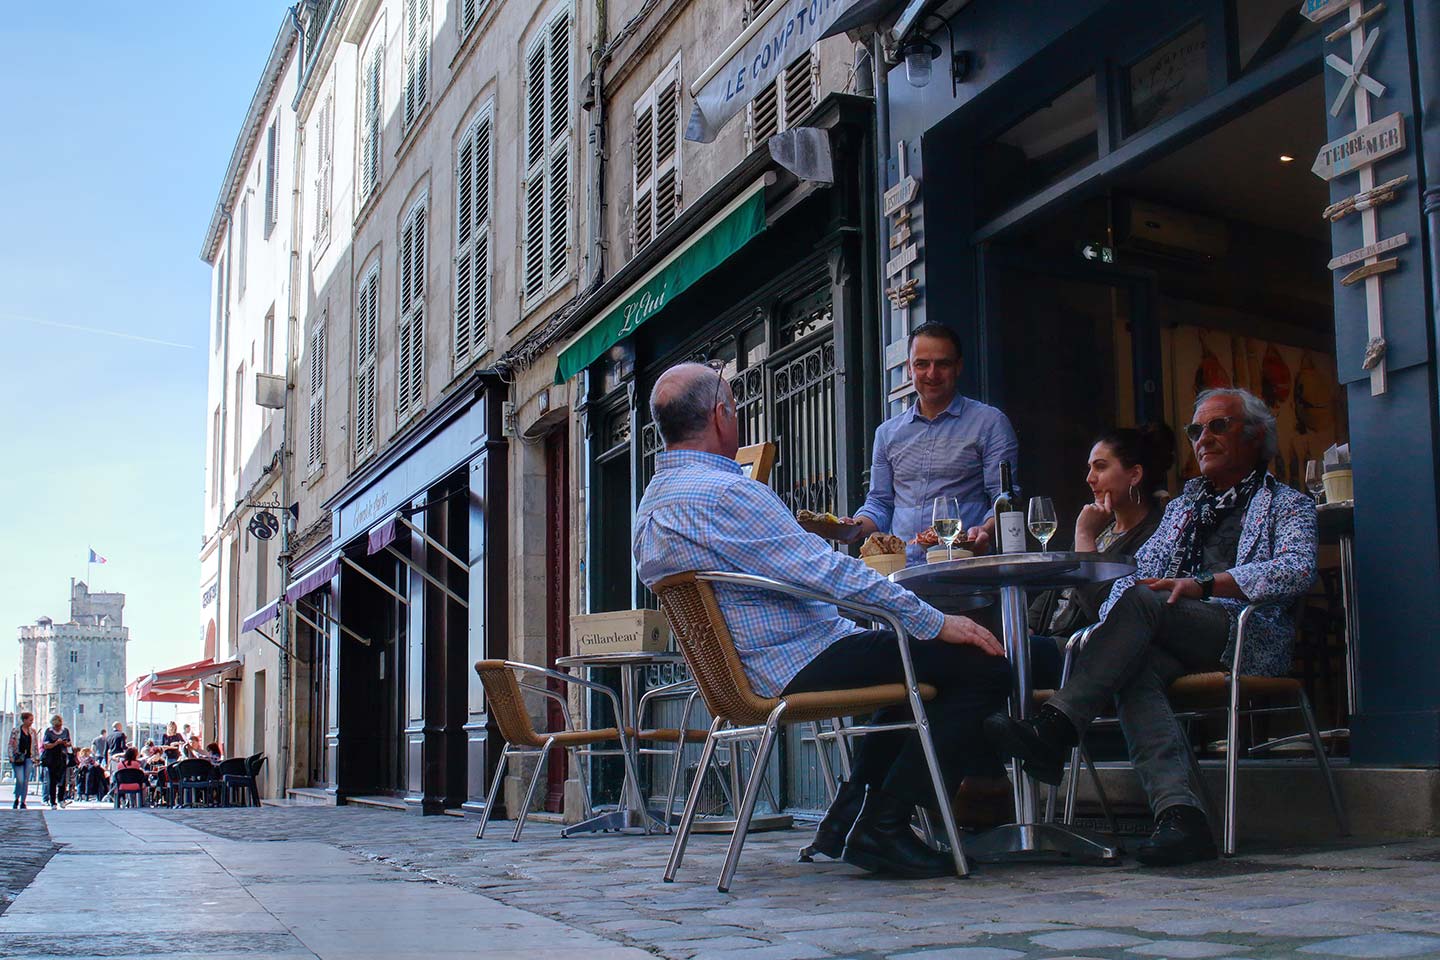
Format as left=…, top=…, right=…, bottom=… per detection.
left=964, top=822, right=1121, bottom=864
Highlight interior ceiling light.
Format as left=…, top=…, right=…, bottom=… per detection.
left=1279, top=155, right=1295, bottom=163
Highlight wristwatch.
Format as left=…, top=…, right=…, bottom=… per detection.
left=1195, top=570, right=1215, bottom=600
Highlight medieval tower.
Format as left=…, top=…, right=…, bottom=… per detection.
left=16, top=580, right=128, bottom=734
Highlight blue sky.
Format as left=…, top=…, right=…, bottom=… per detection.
left=0, top=5, right=291, bottom=715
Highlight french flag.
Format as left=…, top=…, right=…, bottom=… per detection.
left=88, top=549, right=108, bottom=564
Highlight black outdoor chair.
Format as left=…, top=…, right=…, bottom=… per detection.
left=171, top=759, right=220, bottom=807
left=112, top=768, right=147, bottom=809
left=218, top=756, right=264, bottom=807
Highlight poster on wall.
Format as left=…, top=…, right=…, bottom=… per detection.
left=1170, top=327, right=1348, bottom=489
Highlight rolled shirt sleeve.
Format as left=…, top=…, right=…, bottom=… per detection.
left=981, top=411, right=1021, bottom=502
left=853, top=423, right=895, bottom=533
left=713, top=481, right=946, bottom=642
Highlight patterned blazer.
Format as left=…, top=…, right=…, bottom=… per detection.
left=1099, top=472, right=1318, bottom=677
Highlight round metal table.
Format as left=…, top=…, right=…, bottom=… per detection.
left=893, top=551, right=1136, bottom=863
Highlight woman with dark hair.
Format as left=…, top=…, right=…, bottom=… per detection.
left=8, top=711, right=39, bottom=809
left=1029, top=424, right=1176, bottom=685
left=40, top=714, right=73, bottom=809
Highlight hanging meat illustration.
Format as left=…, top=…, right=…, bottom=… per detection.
left=1293, top=350, right=1333, bottom=435
left=1194, top=331, right=1231, bottom=395
left=1261, top=343, right=1292, bottom=408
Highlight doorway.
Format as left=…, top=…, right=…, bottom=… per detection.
left=543, top=428, right=570, bottom=812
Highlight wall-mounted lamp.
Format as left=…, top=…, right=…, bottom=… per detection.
left=903, top=16, right=972, bottom=98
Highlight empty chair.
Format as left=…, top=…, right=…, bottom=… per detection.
left=473, top=659, right=643, bottom=842
left=217, top=757, right=262, bottom=807
left=171, top=758, right=220, bottom=808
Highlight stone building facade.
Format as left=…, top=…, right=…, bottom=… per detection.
left=16, top=581, right=128, bottom=734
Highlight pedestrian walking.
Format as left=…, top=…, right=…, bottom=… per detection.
left=40, top=715, right=73, bottom=809
left=8, top=711, right=40, bottom=809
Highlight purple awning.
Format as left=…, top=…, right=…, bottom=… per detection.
left=285, top=554, right=340, bottom=603
left=366, top=513, right=404, bottom=556
left=241, top=598, right=282, bottom=634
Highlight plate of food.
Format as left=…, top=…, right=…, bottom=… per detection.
left=859, top=533, right=907, bottom=576
left=796, top=509, right=865, bottom=542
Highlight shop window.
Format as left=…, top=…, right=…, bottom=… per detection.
left=979, top=76, right=1098, bottom=222
left=1125, top=21, right=1209, bottom=136
left=1236, top=0, right=1319, bottom=75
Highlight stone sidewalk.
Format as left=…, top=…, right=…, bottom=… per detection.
left=145, top=805, right=1440, bottom=960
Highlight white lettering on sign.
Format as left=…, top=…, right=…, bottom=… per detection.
left=1311, top=112, right=1405, bottom=181
left=1299, top=0, right=1353, bottom=23
left=618, top=286, right=669, bottom=337
left=886, top=243, right=918, bottom=277
left=883, top=177, right=919, bottom=216
left=1327, top=232, right=1408, bottom=270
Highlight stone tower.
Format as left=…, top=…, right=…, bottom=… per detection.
left=16, top=580, right=128, bottom=736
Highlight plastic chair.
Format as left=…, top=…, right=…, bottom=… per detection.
left=652, top=570, right=952, bottom=893
left=217, top=757, right=261, bottom=807
left=112, top=768, right=147, bottom=809
left=1061, top=602, right=1349, bottom=855
left=472, top=660, right=643, bottom=842
left=171, top=758, right=221, bottom=808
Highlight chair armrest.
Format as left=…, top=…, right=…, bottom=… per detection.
left=518, top=679, right=577, bottom=732
left=505, top=661, right=627, bottom=737
left=637, top=679, right=698, bottom=724
left=694, top=570, right=925, bottom=693
left=1230, top=601, right=1286, bottom=676
left=1059, top=624, right=1099, bottom=687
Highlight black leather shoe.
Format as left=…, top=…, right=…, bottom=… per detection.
left=982, top=708, right=1075, bottom=786
left=807, top=780, right=866, bottom=860
left=1135, top=805, right=1217, bottom=867
left=842, top=790, right=957, bottom=879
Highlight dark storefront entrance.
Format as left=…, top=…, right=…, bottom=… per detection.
left=300, top=373, right=508, bottom=812
left=886, top=0, right=1440, bottom=767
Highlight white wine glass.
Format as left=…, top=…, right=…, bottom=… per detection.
left=1305, top=460, right=1325, bottom=503
left=932, top=496, right=963, bottom=561
left=1028, top=497, right=1058, bottom=553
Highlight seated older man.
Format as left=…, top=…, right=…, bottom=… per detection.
left=634, top=362, right=1012, bottom=879
left=986, top=387, right=1318, bottom=866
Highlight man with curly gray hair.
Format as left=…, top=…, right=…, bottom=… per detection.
left=987, top=386, right=1317, bottom=866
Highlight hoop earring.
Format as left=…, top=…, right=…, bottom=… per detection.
left=1129, top=484, right=1141, bottom=505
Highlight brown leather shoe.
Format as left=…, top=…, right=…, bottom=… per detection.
left=949, top=775, right=1015, bottom=831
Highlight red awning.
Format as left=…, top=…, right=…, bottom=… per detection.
left=127, top=657, right=241, bottom=697
left=135, top=677, right=200, bottom=704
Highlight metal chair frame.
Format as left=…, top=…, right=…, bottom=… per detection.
left=661, top=571, right=968, bottom=892
left=474, top=661, right=645, bottom=843
left=1059, top=602, right=1350, bottom=855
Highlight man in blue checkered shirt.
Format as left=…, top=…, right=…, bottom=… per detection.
left=634, top=362, right=1012, bottom=879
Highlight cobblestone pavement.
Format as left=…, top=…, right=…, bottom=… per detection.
left=153, top=806, right=1440, bottom=959
left=0, top=813, right=56, bottom=917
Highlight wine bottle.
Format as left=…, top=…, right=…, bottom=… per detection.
left=993, top=460, right=1026, bottom=554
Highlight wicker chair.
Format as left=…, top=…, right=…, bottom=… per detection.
left=652, top=570, right=961, bottom=892
left=1060, top=602, right=1349, bottom=855
left=473, top=659, right=644, bottom=842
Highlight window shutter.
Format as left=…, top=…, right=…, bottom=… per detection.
left=522, top=38, right=548, bottom=303
left=307, top=315, right=326, bottom=471
left=403, top=0, right=429, bottom=131
left=361, top=45, right=383, bottom=201
left=454, top=110, right=492, bottom=366
left=398, top=203, right=426, bottom=419
left=264, top=121, right=279, bottom=236
left=783, top=51, right=818, bottom=126
left=632, top=55, right=682, bottom=252
left=545, top=12, right=571, bottom=285
left=743, top=0, right=818, bottom=151
left=461, top=0, right=478, bottom=34
left=315, top=94, right=334, bottom=243
left=355, top=269, right=379, bottom=459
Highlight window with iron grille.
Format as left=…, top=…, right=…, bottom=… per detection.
left=402, top=0, right=430, bottom=131
left=354, top=266, right=380, bottom=460
left=454, top=105, right=493, bottom=367
left=314, top=89, right=335, bottom=245
left=632, top=53, right=682, bottom=253
left=264, top=118, right=279, bottom=237
left=360, top=39, right=384, bottom=204
left=397, top=199, right=427, bottom=421
left=521, top=5, right=572, bottom=306
left=307, top=310, right=326, bottom=474
left=744, top=0, right=820, bottom=149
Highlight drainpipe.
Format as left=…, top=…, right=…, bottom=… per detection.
left=870, top=32, right=894, bottom=368
left=585, top=0, right=609, bottom=288
left=1413, top=2, right=1440, bottom=418
left=216, top=211, right=234, bottom=745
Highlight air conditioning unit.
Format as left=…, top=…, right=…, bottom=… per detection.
left=1118, top=199, right=1228, bottom=263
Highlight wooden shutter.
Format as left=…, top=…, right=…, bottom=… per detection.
left=307, top=314, right=326, bottom=472
left=522, top=36, right=547, bottom=303
left=632, top=55, right=682, bottom=252
left=461, top=0, right=479, bottom=34
left=455, top=109, right=492, bottom=366
left=403, top=0, right=429, bottom=131
left=522, top=6, right=572, bottom=306
left=545, top=11, right=571, bottom=286
left=314, top=93, right=334, bottom=243
left=355, top=268, right=379, bottom=459
left=743, top=0, right=819, bottom=150
left=397, top=203, right=426, bottom=418
left=361, top=44, right=383, bottom=201
left=264, top=120, right=279, bottom=236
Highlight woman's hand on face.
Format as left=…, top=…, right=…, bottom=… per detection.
left=1074, top=492, right=1114, bottom=552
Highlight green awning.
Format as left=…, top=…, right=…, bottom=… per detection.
left=555, top=188, right=766, bottom=384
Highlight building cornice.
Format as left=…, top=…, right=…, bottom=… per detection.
left=199, top=16, right=299, bottom=264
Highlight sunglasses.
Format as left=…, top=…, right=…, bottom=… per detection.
left=1185, top=416, right=1240, bottom=443
left=705, top=359, right=729, bottom=413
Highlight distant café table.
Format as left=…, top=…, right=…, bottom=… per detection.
left=1317, top=500, right=1360, bottom=725
left=893, top=551, right=1136, bottom=864
left=555, top=650, right=684, bottom=836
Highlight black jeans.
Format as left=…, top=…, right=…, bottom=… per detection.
left=44, top=760, right=67, bottom=805
left=783, top=629, right=1013, bottom=805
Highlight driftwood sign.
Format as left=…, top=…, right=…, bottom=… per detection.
left=1300, top=0, right=1354, bottom=22
left=1327, top=232, right=1408, bottom=270
left=1311, top=111, right=1405, bottom=180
